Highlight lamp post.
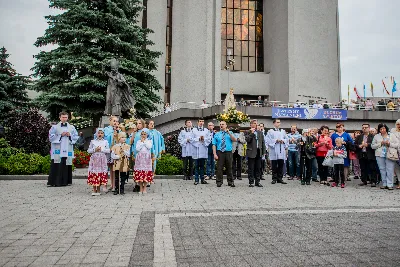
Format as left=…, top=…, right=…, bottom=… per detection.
left=225, top=47, right=235, bottom=103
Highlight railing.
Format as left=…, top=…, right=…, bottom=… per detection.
left=151, top=101, right=400, bottom=118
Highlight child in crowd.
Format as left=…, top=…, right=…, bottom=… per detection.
left=134, top=130, right=154, bottom=194
left=331, top=137, right=347, bottom=188
left=87, top=128, right=110, bottom=196
left=111, top=132, right=131, bottom=195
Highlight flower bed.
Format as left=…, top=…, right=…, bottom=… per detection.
left=73, top=150, right=90, bottom=168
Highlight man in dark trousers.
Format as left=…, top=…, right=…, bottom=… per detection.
left=355, top=123, right=377, bottom=187
left=212, top=121, right=237, bottom=187
left=245, top=119, right=266, bottom=187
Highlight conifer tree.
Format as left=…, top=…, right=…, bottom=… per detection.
left=32, top=0, right=162, bottom=120
left=0, top=47, right=30, bottom=117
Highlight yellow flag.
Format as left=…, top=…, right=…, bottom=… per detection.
left=370, top=82, right=374, bottom=96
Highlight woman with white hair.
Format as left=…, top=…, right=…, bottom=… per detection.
left=391, top=119, right=400, bottom=189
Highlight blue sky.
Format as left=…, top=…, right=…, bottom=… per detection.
left=0, top=0, right=399, bottom=99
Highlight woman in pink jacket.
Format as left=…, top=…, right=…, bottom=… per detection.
left=315, top=125, right=333, bottom=185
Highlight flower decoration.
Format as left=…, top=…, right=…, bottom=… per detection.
left=73, top=150, right=91, bottom=166
left=215, top=107, right=250, bottom=124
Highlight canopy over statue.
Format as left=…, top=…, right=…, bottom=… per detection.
left=224, top=88, right=236, bottom=111
left=104, top=58, right=136, bottom=117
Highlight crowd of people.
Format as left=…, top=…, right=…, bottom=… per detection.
left=47, top=111, right=400, bottom=193
left=179, top=118, right=400, bottom=189
left=47, top=112, right=165, bottom=196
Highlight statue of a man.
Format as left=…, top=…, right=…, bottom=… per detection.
left=104, top=58, right=136, bottom=117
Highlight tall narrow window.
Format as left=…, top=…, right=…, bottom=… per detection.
left=165, top=0, right=173, bottom=104
left=221, top=0, right=263, bottom=72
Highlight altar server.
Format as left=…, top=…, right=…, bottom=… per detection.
left=266, top=119, right=288, bottom=184
left=191, top=118, right=211, bottom=185
left=111, top=132, right=131, bottom=195
left=48, top=111, right=79, bottom=187
left=178, top=120, right=194, bottom=180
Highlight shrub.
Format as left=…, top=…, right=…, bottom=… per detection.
left=5, top=153, right=43, bottom=175
left=155, top=154, right=183, bottom=175
left=73, top=150, right=90, bottom=166
left=164, top=131, right=182, bottom=159
left=4, top=108, right=51, bottom=156
left=40, top=155, right=52, bottom=174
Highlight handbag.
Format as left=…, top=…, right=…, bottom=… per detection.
left=387, top=147, right=399, bottom=161
left=322, top=151, right=334, bottom=167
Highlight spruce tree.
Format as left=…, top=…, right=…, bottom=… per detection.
left=32, top=0, right=162, bottom=121
left=0, top=47, right=30, bottom=117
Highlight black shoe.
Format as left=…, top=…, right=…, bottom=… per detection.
left=217, top=184, right=222, bottom=187
left=371, top=183, right=376, bottom=187
left=354, top=176, right=360, bottom=179
left=201, top=180, right=208, bottom=184
left=312, top=179, right=318, bottom=182
left=301, top=181, right=306, bottom=185
left=271, top=181, right=277, bottom=184
left=147, top=184, right=150, bottom=187
left=233, top=177, right=237, bottom=180
left=188, top=176, right=193, bottom=180
left=194, top=182, right=198, bottom=185
left=255, top=183, right=263, bottom=187
left=277, top=180, right=287, bottom=184
left=260, top=177, right=266, bottom=180
left=113, top=190, right=119, bottom=195
left=120, top=191, right=125, bottom=195
left=249, top=184, right=254, bottom=187
left=306, top=182, right=311, bottom=185
left=230, top=184, right=236, bottom=187
left=237, top=177, right=242, bottom=180
left=359, top=182, right=367, bottom=186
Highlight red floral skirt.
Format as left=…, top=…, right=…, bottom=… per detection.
left=134, top=170, right=153, bottom=183
left=87, top=172, right=108, bottom=186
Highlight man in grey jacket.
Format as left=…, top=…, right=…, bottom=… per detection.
left=232, top=127, right=246, bottom=180
left=245, top=119, right=266, bottom=187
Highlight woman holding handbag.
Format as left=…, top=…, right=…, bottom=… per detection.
left=371, top=123, right=399, bottom=190
left=315, top=126, right=333, bottom=185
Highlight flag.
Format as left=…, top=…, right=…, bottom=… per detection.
left=363, top=84, right=366, bottom=99
left=382, top=80, right=390, bottom=95
left=370, top=82, right=374, bottom=96
left=354, top=85, right=361, bottom=99
left=393, top=80, right=397, bottom=93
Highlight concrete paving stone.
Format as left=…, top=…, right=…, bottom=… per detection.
left=30, top=255, right=61, bottom=266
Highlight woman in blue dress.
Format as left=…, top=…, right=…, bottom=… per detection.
left=331, top=122, right=354, bottom=181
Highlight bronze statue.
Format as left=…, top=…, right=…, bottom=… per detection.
left=104, top=58, right=136, bottom=117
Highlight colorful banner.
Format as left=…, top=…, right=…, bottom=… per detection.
left=272, top=107, right=347, bottom=120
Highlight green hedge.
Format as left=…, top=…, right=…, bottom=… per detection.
left=0, top=138, right=52, bottom=175
left=155, top=154, right=183, bottom=175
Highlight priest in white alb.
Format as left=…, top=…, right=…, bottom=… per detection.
left=48, top=111, right=79, bottom=187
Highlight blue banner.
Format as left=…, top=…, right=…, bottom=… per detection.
left=272, top=107, right=347, bottom=120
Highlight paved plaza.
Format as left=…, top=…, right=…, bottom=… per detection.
left=1, top=177, right=400, bottom=267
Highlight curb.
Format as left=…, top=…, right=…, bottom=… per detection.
left=0, top=174, right=253, bottom=180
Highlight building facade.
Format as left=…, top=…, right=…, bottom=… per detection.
left=144, top=0, right=341, bottom=107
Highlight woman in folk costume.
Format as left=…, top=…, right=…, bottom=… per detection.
left=48, top=112, right=79, bottom=187
left=148, top=120, right=165, bottom=175
left=103, top=116, right=120, bottom=192
left=134, top=129, right=154, bottom=194
left=111, top=132, right=131, bottom=195
left=87, top=128, right=110, bottom=196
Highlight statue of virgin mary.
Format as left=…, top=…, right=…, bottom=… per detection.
left=224, top=88, right=236, bottom=111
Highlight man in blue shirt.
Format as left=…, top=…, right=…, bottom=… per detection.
left=212, top=121, right=237, bottom=187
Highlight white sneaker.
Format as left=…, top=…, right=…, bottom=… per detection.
left=91, top=192, right=96, bottom=196
left=211, top=176, right=216, bottom=180
left=204, top=176, right=210, bottom=180
left=96, top=193, right=101, bottom=196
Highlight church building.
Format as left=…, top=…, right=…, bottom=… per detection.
left=143, top=0, right=341, bottom=106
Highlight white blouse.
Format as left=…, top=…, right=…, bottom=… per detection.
left=87, top=139, right=110, bottom=154
left=136, top=139, right=152, bottom=153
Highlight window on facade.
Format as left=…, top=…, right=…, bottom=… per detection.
left=165, top=0, right=173, bottom=104
left=221, top=0, right=263, bottom=72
